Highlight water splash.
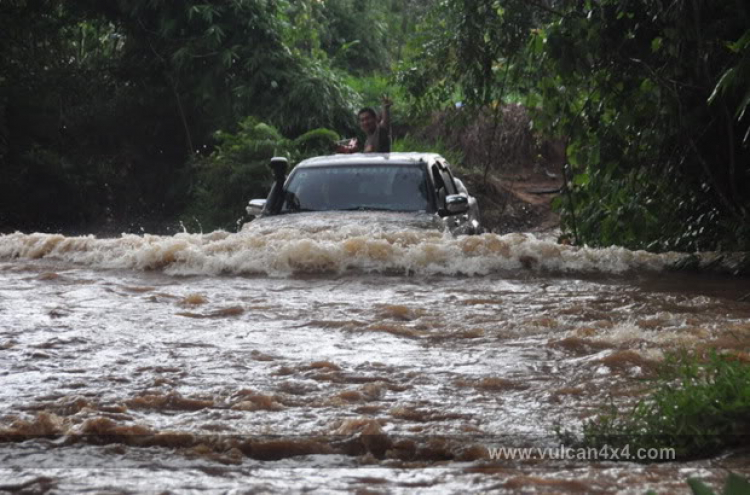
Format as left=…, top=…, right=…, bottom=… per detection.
left=0, top=223, right=678, bottom=277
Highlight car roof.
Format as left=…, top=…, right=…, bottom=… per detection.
left=295, top=152, right=443, bottom=169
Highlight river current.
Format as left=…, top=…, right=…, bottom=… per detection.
left=1, top=219, right=749, bottom=494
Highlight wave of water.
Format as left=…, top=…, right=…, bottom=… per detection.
left=0, top=223, right=679, bottom=277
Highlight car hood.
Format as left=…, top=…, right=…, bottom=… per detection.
left=242, top=211, right=445, bottom=235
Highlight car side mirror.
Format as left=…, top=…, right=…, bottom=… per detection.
left=269, top=157, right=288, bottom=180
left=444, top=194, right=469, bottom=215
left=246, top=199, right=267, bottom=216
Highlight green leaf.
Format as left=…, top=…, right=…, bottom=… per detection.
left=531, top=30, right=545, bottom=55
left=708, top=68, right=735, bottom=105
left=735, top=89, right=750, bottom=121
left=566, top=142, right=579, bottom=166
left=221, top=50, right=234, bottom=68
left=573, top=173, right=590, bottom=187
left=172, top=47, right=191, bottom=67
left=686, top=478, right=715, bottom=495
left=651, top=37, right=663, bottom=52
left=188, top=5, right=201, bottom=21
left=724, top=473, right=750, bottom=495
left=253, top=123, right=284, bottom=141
left=524, top=93, right=540, bottom=109
left=206, top=24, right=225, bottom=43
left=640, top=78, right=655, bottom=93
left=588, top=146, right=600, bottom=166
left=727, top=30, right=750, bottom=52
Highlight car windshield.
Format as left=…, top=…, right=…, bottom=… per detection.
left=281, top=165, right=430, bottom=213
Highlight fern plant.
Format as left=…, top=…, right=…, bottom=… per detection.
left=184, top=118, right=339, bottom=231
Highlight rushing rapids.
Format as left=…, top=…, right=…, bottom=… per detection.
left=0, top=214, right=679, bottom=277
left=0, top=223, right=748, bottom=493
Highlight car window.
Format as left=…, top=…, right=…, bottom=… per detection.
left=281, top=165, right=430, bottom=212
left=439, top=168, right=457, bottom=195
left=441, top=163, right=462, bottom=194
left=431, top=163, right=457, bottom=208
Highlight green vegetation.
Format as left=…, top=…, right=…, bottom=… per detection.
left=2, top=0, right=749, bottom=245
left=392, top=135, right=465, bottom=173
left=687, top=474, right=750, bottom=495
left=186, top=118, right=339, bottom=230
left=0, top=0, right=411, bottom=232
left=570, top=351, right=750, bottom=460
left=399, top=0, right=750, bottom=251
left=646, top=473, right=750, bottom=495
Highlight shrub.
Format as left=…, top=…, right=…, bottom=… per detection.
left=564, top=350, right=750, bottom=461
left=184, top=118, right=339, bottom=231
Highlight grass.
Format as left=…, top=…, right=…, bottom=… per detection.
left=562, top=350, right=750, bottom=461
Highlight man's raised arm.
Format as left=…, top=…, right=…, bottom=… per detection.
left=380, top=95, right=393, bottom=129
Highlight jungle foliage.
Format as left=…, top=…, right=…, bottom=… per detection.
left=399, top=0, right=750, bottom=251
left=0, top=0, right=414, bottom=232
left=186, top=118, right=339, bottom=230
left=3, top=0, right=750, bottom=249
left=569, top=350, right=750, bottom=460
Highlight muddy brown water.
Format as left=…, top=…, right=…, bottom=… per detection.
left=1, top=223, right=749, bottom=494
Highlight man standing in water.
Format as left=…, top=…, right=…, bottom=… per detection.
left=336, top=95, right=392, bottom=153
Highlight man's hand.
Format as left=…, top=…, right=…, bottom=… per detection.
left=380, top=95, right=393, bottom=129
left=335, top=137, right=358, bottom=154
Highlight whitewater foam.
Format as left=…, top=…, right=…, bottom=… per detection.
left=0, top=227, right=679, bottom=277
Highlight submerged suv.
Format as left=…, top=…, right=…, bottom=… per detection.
left=246, top=153, right=482, bottom=235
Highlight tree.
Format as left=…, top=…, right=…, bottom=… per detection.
left=400, top=0, right=750, bottom=251
left=0, top=0, right=360, bottom=230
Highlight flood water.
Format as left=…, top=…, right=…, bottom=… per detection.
left=1, top=220, right=749, bottom=494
